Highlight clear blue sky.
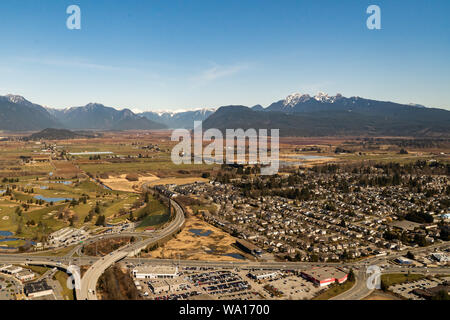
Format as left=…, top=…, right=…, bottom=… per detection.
left=0, top=0, right=449, bottom=111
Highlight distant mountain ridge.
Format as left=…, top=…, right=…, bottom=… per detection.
left=266, top=92, right=431, bottom=114
left=202, top=92, right=450, bottom=137
left=0, top=95, right=62, bottom=131
left=139, top=108, right=215, bottom=129
left=1, top=92, right=449, bottom=136
left=49, top=103, right=166, bottom=130
left=0, top=96, right=167, bottom=131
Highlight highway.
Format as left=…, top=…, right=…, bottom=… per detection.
left=331, top=266, right=450, bottom=300
left=0, top=188, right=448, bottom=301
left=1, top=244, right=449, bottom=300
left=77, top=197, right=185, bottom=300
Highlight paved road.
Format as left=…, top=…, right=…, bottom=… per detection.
left=78, top=197, right=185, bottom=300
left=331, top=265, right=450, bottom=300
left=1, top=201, right=448, bottom=301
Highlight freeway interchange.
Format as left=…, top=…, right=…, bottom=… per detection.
left=0, top=194, right=449, bottom=300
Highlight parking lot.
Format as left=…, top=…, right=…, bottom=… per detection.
left=130, top=265, right=328, bottom=301
left=0, top=276, right=22, bottom=300
left=261, top=274, right=322, bottom=300
left=390, top=277, right=445, bottom=300
left=132, top=266, right=257, bottom=300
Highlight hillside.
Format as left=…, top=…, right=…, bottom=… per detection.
left=51, top=103, right=167, bottom=130
left=202, top=105, right=450, bottom=137
left=139, top=109, right=214, bottom=129
left=25, top=128, right=100, bottom=140
left=0, top=95, right=62, bottom=131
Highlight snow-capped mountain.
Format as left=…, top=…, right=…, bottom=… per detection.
left=0, top=94, right=62, bottom=131
left=49, top=103, right=166, bottom=130
left=283, top=93, right=312, bottom=107
left=280, top=92, right=345, bottom=108
left=2, top=92, right=447, bottom=135
left=139, top=108, right=215, bottom=129
left=203, top=94, right=450, bottom=137
left=265, top=92, right=414, bottom=113
left=2, top=94, right=36, bottom=107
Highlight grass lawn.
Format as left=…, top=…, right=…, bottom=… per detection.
left=0, top=239, right=27, bottom=247
left=190, top=204, right=218, bottom=215
left=30, top=244, right=77, bottom=256
left=313, top=280, right=355, bottom=300
left=136, top=198, right=170, bottom=230
left=381, top=273, right=426, bottom=287
left=103, top=194, right=140, bottom=218
left=53, top=271, right=74, bottom=300
left=22, top=265, right=49, bottom=276
left=1, top=176, right=140, bottom=241
left=79, top=160, right=214, bottom=175
left=138, top=213, right=170, bottom=229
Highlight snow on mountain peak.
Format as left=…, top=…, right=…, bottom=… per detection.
left=314, top=92, right=332, bottom=102
left=283, top=92, right=345, bottom=106
left=4, top=94, right=33, bottom=106
left=150, top=107, right=216, bottom=116
left=283, top=93, right=311, bottom=107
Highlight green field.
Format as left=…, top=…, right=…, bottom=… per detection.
left=53, top=271, right=74, bottom=300
left=0, top=176, right=144, bottom=242
left=381, top=273, right=426, bottom=287
left=22, top=264, right=49, bottom=276
left=79, top=160, right=213, bottom=176
left=313, top=280, right=355, bottom=300
left=136, top=197, right=170, bottom=230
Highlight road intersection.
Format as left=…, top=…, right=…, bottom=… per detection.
left=1, top=192, right=448, bottom=300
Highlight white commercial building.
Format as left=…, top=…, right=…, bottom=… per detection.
left=24, top=280, right=54, bottom=298
left=249, top=270, right=279, bottom=281
left=132, top=266, right=179, bottom=279
left=48, top=227, right=87, bottom=246
left=16, top=270, right=36, bottom=282
left=432, top=253, right=449, bottom=263
left=0, top=265, right=23, bottom=275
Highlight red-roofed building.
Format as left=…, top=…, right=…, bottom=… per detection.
left=301, top=267, right=348, bottom=287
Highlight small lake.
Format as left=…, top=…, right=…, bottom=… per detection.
left=50, top=181, right=72, bottom=185
left=0, top=238, right=35, bottom=249
left=222, top=253, right=246, bottom=260
left=189, top=229, right=213, bottom=237
left=40, top=186, right=49, bottom=190
left=0, top=238, right=19, bottom=242
left=0, top=231, right=13, bottom=237
left=34, top=195, right=73, bottom=202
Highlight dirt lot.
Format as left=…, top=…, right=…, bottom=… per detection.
left=100, top=173, right=160, bottom=192
left=143, top=177, right=210, bottom=187
left=363, top=290, right=401, bottom=300
left=52, top=160, right=82, bottom=178
left=144, top=215, right=246, bottom=261
left=101, top=174, right=209, bottom=192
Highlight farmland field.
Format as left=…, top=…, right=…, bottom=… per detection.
left=0, top=131, right=448, bottom=253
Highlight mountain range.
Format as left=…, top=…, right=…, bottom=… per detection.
left=0, top=95, right=61, bottom=131
left=0, top=95, right=166, bottom=131
left=1, top=92, right=449, bottom=136
left=138, top=109, right=215, bottom=129
left=203, top=93, right=450, bottom=136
